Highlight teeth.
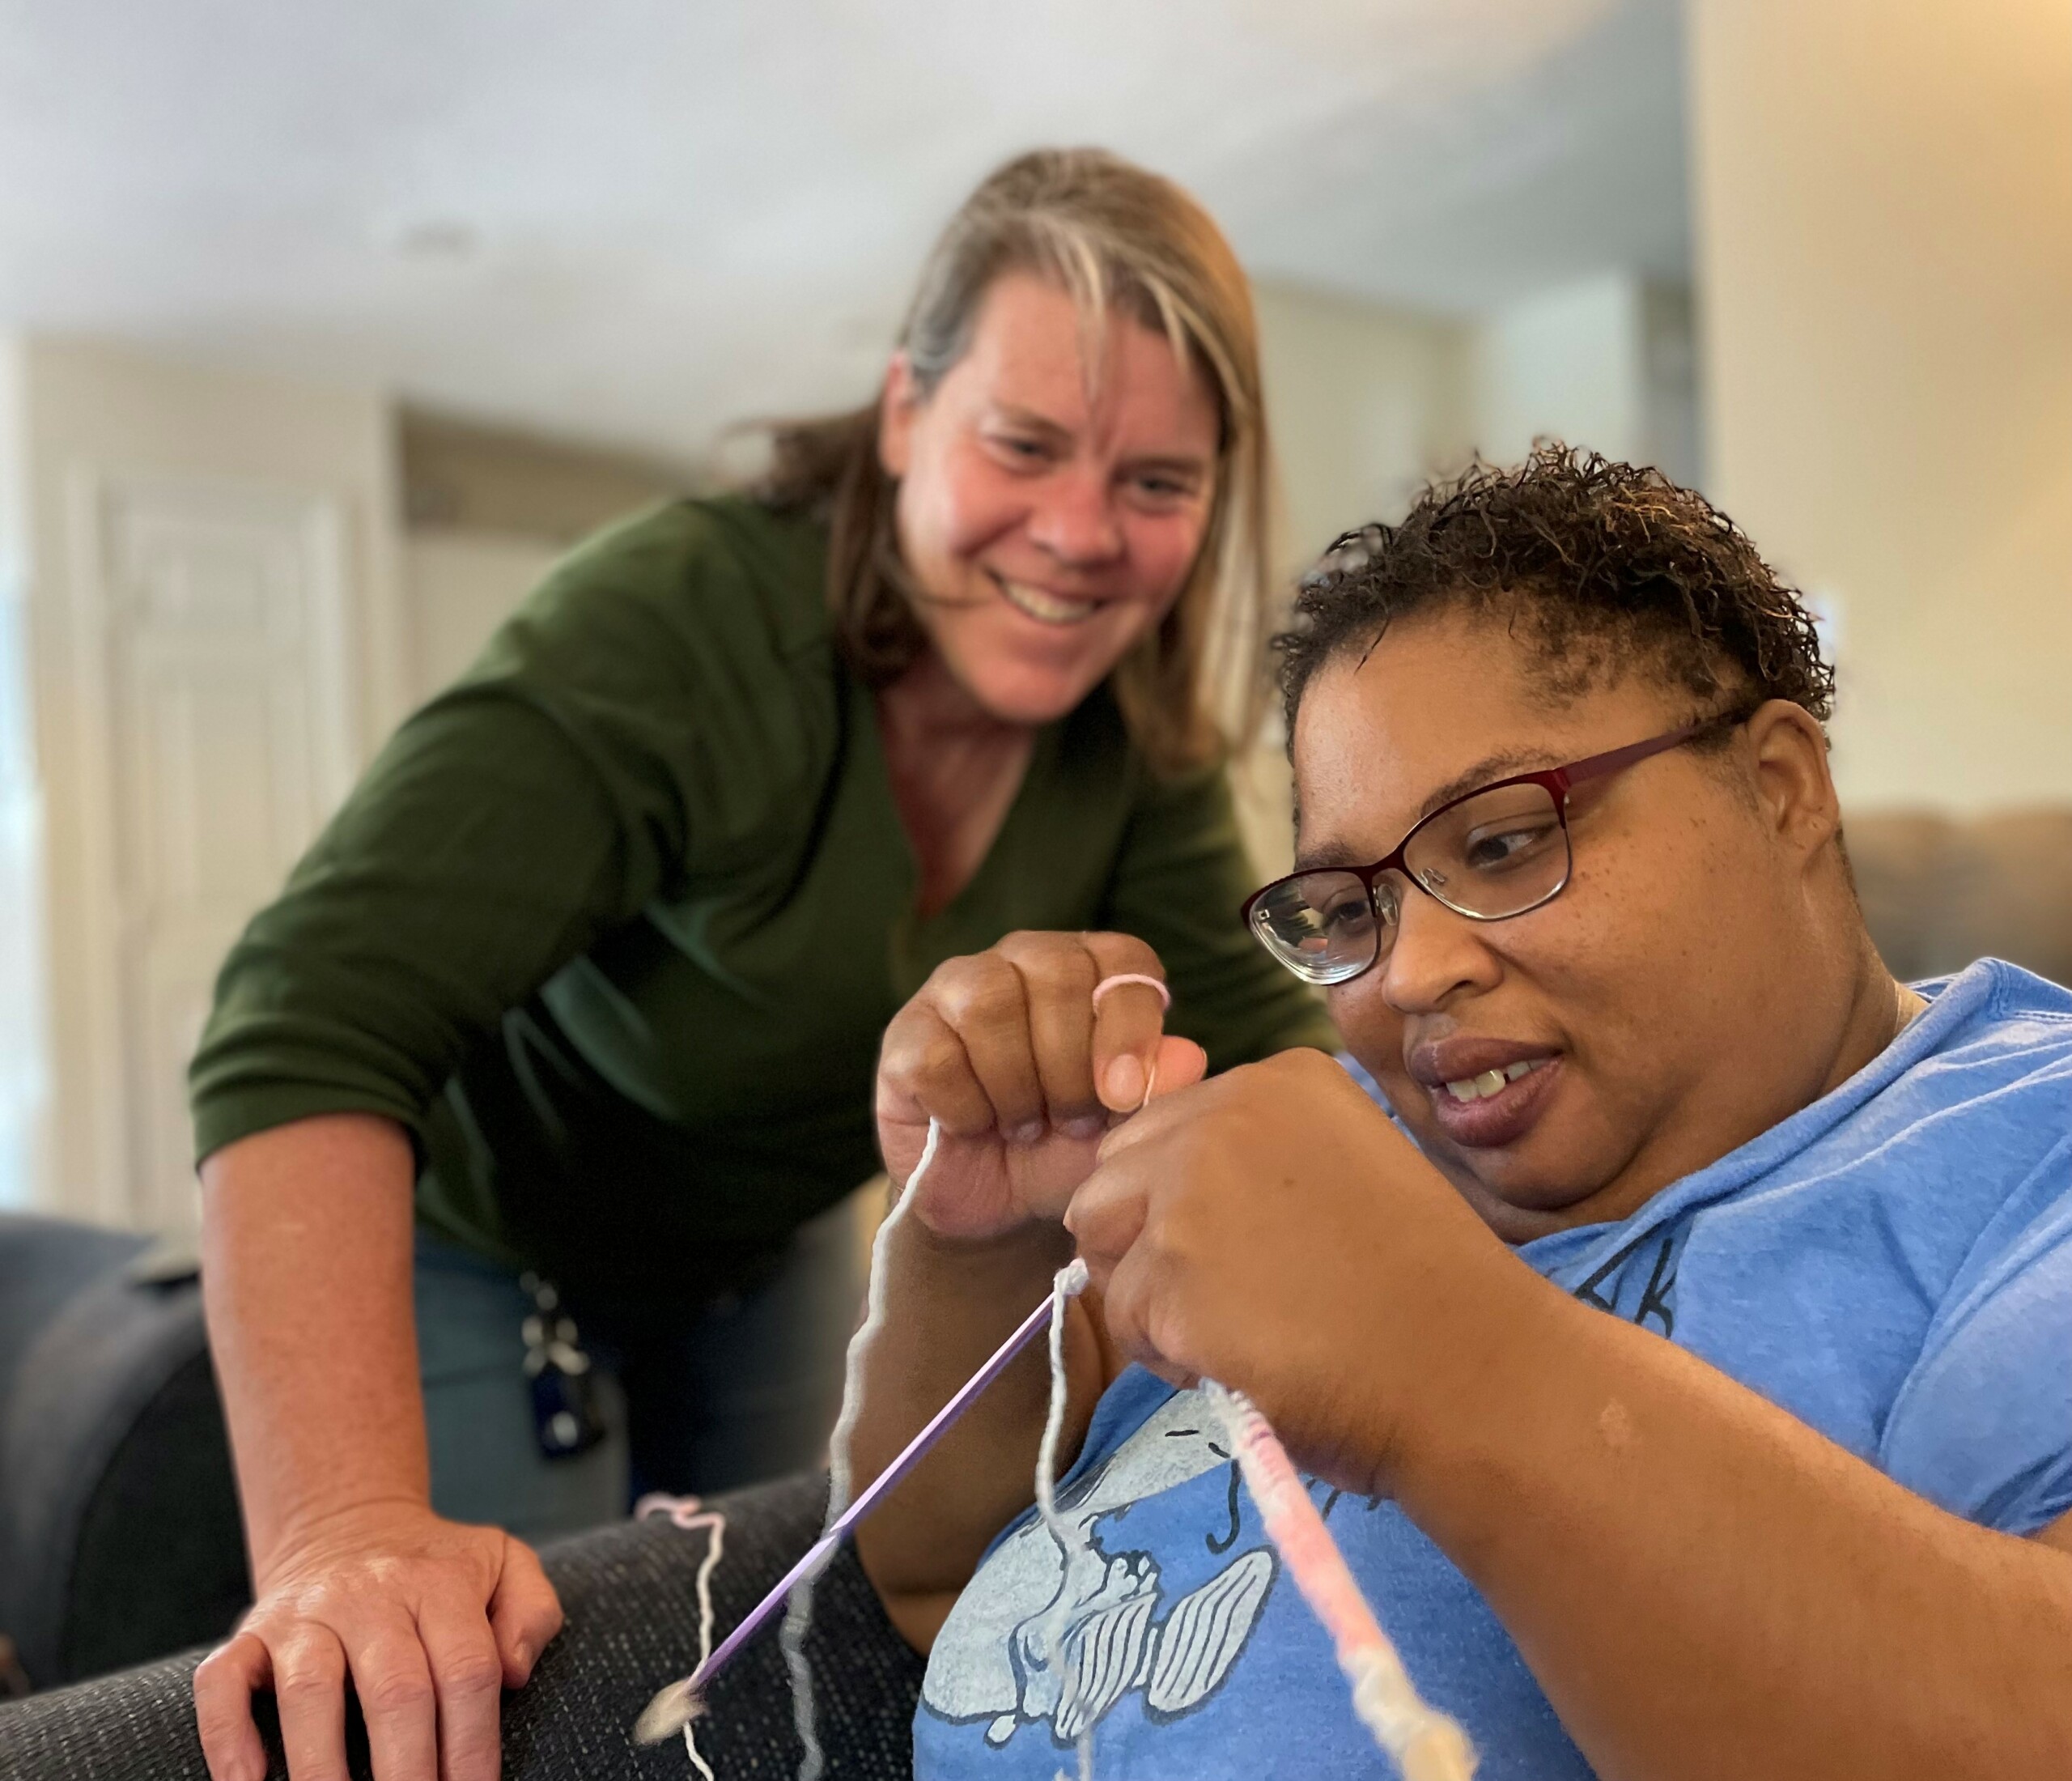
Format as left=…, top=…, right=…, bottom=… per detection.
left=1441, top=1058, right=1546, bottom=1103
left=997, top=577, right=1100, bottom=626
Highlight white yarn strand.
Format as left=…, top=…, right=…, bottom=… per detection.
left=1034, top=1256, right=1096, bottom=1781
left=635, top=1494, right=728, bottom=1781
left=779, top=1118, right=940, bottom=1781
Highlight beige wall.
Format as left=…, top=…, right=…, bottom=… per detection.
left=1692, top=0, right=2072, bottom=810
left=1239, top=286, right=1476, bottom=876
left=1253, top=283, right=1474, bottom=575
left=403, top=530, right=558, bottom=702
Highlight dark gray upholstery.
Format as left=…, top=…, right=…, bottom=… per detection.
left=0, top=1216, right=249, bottom=1689
left=0, top=1473, right=925, bottom=1779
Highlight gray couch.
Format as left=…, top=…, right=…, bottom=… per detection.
left=0, top=1473, right=923, bottom=1779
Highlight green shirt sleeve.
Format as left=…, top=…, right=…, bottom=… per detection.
left=1100, top=759, right=1340, bottom=1073
left=188, top=499, right=834, bottom=1163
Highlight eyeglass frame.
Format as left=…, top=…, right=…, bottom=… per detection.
left=1240, top=700, right=1760, bottom=984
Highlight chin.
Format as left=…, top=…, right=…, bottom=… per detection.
left=1414, top=1115, right=1607, bottom=1224
left=962, top=664, right=1105, bottom=726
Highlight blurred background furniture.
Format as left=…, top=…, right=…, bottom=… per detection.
left=0, top=1217, right=248, bottom=1694
left=1847, top=809, right=2072, bottom=988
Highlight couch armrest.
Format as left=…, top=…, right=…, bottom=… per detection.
left=0, top=1472, right=923, bottom=1781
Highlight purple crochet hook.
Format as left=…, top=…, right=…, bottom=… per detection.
left=632, top=1260, right=1087, bottom=1745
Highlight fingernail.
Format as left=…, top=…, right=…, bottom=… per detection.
left=1007, top=1119, right=1045, bottom=1145
left=1062, top=1114, right=1106, bottom=1140
left=1104, top=1054, right=1145, bottom=1107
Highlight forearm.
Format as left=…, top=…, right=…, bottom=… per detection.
left=1396, top=1281, right=2072, bottom=1780
left=851, top=1209, right=1099, bottom=1647
left=199, top=1114, right=428, bottom=1581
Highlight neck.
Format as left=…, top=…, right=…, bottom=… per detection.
left=875, top=649, right=1035, bottom=919
left=1817, top=932, right=1917, bottom=1099
left=877, top=651, right=1022, bottom=750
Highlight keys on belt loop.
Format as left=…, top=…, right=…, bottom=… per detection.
left=520, top=1271, right=608, bottom=1460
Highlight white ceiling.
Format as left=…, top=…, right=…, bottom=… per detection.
left=0, top=0, right=1690, bottom=465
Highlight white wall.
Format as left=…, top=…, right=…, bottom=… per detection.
left=1473, top=273, right=1643, bottom=467
left=1238, top=286, right=1475, bottom=876
left=1692, top=0, right=2072, bottom=810
left=1470, top=272, right=1700, bottom=487
left=1236, top=276, right=1705, bottom=878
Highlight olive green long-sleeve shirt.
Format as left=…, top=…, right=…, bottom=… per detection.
left=190, top=497, right=1334, bottom=1305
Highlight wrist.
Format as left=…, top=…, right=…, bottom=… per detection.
left=1378, top=1259, right=1584, bottom=1515
left=902, top=1205, right=1076, bottom=1277
left=252, top=1485, right=435, bottom=1587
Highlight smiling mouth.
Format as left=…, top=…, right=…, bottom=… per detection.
left=1441, top=1057, right=1549, bottom=1103
left=993, top=574, right=1102, bottom=627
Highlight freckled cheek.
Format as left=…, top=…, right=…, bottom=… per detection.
left=1522, top=857, right=1708, bottom=1103
left=1326, top=981, right=1413, bottom=1109
left=1518, top=881, right=1646, bottom=1014
left=1120, top=514, right=1205, bottom=606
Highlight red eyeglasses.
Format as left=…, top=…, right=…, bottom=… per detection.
left=1242, top=703, right=1756, bottom=984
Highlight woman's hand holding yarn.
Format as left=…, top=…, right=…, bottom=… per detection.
left=874, top=930, right=1205, bottom=1242
left=1066, top=1048, right=1539, bottom=1501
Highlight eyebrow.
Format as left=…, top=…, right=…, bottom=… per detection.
left=1292, top=745, right=1563, bottom=872
left=992, top=403, right=1073, bottom=443
left=990, top=405, right=1212, bottom=480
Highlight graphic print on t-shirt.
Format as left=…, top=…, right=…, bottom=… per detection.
left=1568, top=1220, right=1692, bottom=1334
left=922, top=1391, right=1280, bottom=1750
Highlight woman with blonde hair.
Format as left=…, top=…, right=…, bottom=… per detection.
left=189, top=148, right=1331, bottom=1781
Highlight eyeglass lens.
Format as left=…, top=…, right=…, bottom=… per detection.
left=1251, top=781, right=1571, bottom=982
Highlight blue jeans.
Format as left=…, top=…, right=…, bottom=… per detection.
left=414, top=1192, right=864, bottom=1542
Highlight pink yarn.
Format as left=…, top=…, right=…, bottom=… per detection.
left=1203, top=1384, right=1476, bottom=1781
left=1089, top=971, right=1170, bottom=1012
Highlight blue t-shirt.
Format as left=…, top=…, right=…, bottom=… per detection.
left=913, top=959, right=2072, bottom=1779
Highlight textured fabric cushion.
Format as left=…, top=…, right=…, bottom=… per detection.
left=0, top=1218, right=251, bottom=1689
left=0, top=1473, right=924, bottom=1780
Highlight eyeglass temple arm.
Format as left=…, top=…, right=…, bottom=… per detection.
left=1553, top=717, right=1714, bottom=793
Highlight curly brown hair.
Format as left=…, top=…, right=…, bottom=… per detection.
left=1275, top=445, right=1835, bottom=742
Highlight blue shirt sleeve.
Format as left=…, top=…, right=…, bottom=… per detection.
left=1879, top=1136, right=2072, bottom=1537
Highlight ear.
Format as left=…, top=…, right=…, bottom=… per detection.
left=1743, top=699, right=1841, bottom=866
left=877, top=351, right=919, bottom=479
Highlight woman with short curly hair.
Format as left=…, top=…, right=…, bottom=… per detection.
left=863, top=445, right=2072, bottom=1779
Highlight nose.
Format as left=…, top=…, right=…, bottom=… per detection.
left=1374, top=887, right=1501, bottom=1016
left=1026, top=466, right=1124, bottom=567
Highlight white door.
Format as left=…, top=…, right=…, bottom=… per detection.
left=63, top=474, right=359, bottom=1231
left=78, top=475, right=359, bottom=1231
left=15, top=342, right=401, bottom=1233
